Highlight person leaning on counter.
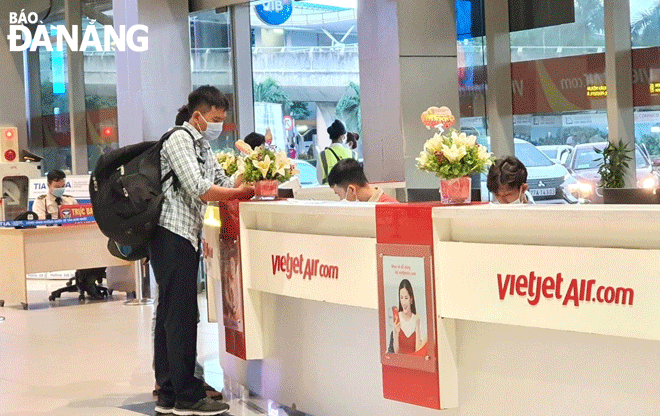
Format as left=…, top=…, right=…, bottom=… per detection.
left=33, top=170, right=77, bottom=219
left=327, top=159, right=398, bottom=202
left=487, top=156, right=535, bottom=204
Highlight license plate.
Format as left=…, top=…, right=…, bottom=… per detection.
left=530, top=188, right=556, bottom=196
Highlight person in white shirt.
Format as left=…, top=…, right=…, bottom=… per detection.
left=33, top=170, right=77, bottom=219
left=487, top=156, right=535, bottom=204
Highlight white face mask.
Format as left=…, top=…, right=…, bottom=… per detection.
left=51, top=187, right=65, bottom=198
left=199, top=113, right=223, bottom=140
left=492, top=188, right=525, bottom=204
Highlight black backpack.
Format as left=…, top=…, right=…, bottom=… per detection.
left=89, top=127, right=192, bottom=248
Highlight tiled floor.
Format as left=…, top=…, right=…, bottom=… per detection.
left=0, top=281, right=265, bottom=416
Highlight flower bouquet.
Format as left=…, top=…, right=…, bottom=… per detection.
left=416, top=129, right=493, bottom=204
left=216, top=150, right=240, bottom=176
left=234, top=140, right=300, bottom=199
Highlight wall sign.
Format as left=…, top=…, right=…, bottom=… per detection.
left=242, top=229, right=378, bottom=309
left=255, top=0, right=293, bottom=26
left=437, top=241, right=660, bottom=341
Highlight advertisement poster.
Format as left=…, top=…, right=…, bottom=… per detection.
left=383, top=255, right=428, bottom=356
left=377, top=244, right=437, bottom=373
left=220, top=239, right=244, bottom=333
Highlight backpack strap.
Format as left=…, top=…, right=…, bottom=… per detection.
left=321, top=147, right=343, bottom=185
left=160, top=126, right=196, bottom=188
left=320, top=151, right=330, bottom=184
left=326, top=146, right=342, bottom=163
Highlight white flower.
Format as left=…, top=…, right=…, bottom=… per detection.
left=416, top=151, right=430, bottom=167
left=454, top=132, right=476, bottom=148
left=477, top=144, right=492, bottom=164
left=274, top=151, right=289, bottom=176
left=221, top=154, right=236, bottom=171
left=235, top=140, right=252, bottom=155
left=441, top=143, right=467, bottom=163
left=424, top=133, right=444, bottom=153
left=253, top=155, right=272, bottom=178
left=236, top=157, right=246, bottom=175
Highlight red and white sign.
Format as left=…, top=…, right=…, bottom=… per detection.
left=242, top=229, right=377, bottom=309
left=283, top=115, right=294, bottom=132
left=437, top=242, right=660, bottom=340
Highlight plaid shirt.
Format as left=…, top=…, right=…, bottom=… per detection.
left=159, top=122, right=234, bottom=249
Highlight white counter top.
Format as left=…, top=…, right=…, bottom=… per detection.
left=432, top=204, right=660, bottom=249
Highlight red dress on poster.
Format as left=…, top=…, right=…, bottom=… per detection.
left=397, top=330, right=417, bottom=354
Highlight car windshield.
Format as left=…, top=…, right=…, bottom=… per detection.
left=573, top=145, right=649, bottom=170
left=541, top=149, right=558, bottom=159
left=514, top=142, right=554, bottom=167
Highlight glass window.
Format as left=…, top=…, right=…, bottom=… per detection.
left=509, top=0, right=607, bottom=204
left=514, top=141, right=554, bottom=167
left=28, top=5, right=118, bottom=175
left=38, top=38, right=72, bottom=174
left=189, top=9, right=236, bottom=152
left=249, top=0, right=360, bottom=175
left=456, top=0, right=488, bottom=140
left=630, top=0, right=660, bottom=186
left=84, top=16, right=119, bottom=173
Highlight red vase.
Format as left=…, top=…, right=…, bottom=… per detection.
left=440, top=176, right=471, bottom=204
left=253, top=179, right=278, bottom=200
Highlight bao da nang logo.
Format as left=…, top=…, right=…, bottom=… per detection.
left=7, top=10, right=148, bottom=52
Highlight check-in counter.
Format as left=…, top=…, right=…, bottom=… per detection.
left=215, top=201, right=660, bottom=416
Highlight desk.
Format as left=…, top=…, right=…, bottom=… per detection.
left=0, top=224, right=131, bottom=309
left=216, top=202, right=660, bottom=416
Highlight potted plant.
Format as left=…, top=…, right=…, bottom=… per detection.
left=416, top=129, right=493, bottom=204
left=595, top=139, right=658, bottom=204
left=235, top=140, right=299, bottom=200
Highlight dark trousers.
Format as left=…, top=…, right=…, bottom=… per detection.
left=149, top=226, right=205, bottom=403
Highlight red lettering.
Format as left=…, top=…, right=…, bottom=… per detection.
left=563, top=279, right=580, bottom=307
left=271, top=255, right=279, bottom=275
left=497, top=274, right=514, bottom=300
left=528, top=271, right=537, bottom=299
left=516, top=274, right=528, bottom=296
left=542, top=276, right=555, bottom=298
left=555, top=273, right=563, bottom=299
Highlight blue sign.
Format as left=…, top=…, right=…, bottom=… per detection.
left=255, top=0, right=293, bottom=26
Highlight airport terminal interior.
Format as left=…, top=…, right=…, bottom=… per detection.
left=1, top=0, right=660, bottom=415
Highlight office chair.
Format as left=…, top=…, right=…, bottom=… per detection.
left=48, top=267, right=111, bottom=302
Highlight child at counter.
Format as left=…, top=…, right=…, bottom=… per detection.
left=327, top=159, right=398, bottom=202
left=487, top=156, right=535, bottom=204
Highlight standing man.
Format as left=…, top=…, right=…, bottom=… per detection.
left=33, top=170, right=77, bottom=219
left=151, top=86, right=252, bottom=416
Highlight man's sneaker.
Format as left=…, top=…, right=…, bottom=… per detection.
left=172, top=397, right=230, bottom=415
left=154, top=395, right=175, bottom=415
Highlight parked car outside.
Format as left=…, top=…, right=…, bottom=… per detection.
left=565, top=142, right=658, bottom=203
left=294, top=159, right=319, bottom=186
left=538, top=145, right=573, bottom=167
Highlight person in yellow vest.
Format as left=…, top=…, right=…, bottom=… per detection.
left=33, top=170, right=77, bottom=219
left=320, top=120, right=353, bottom=184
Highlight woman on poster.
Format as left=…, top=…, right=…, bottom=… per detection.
left=391, top=279, right=427, bottom=355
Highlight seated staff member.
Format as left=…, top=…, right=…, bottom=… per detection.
left=327, top=159, right=398, bottom=202
left=33, top=170, right=77, bottom=219
left=486, top=156, right=535, bottom=204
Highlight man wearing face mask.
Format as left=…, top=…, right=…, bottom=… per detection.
left=151, top=86, right=252, bottom=416
left=34, top=170, right=77, bottom=220
left=328, top=159, right=398, bottom=202
left=487, top=156, right=535, bottom=204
